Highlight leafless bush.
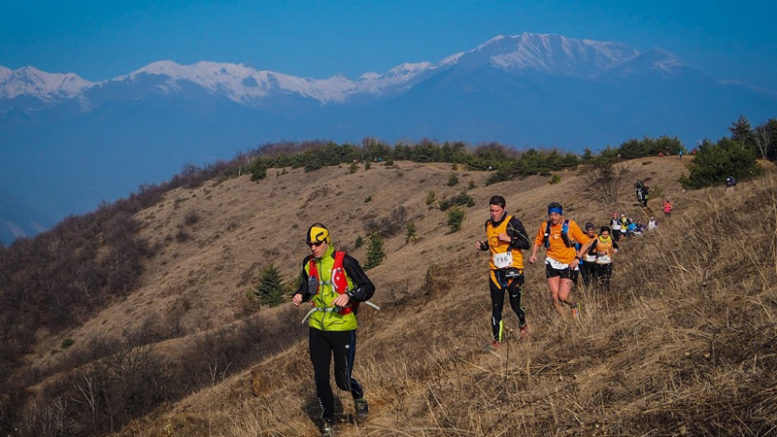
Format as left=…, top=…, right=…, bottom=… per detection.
left=583, top=159, right=631, bottom=204
left=364, top=205, right=409, bottom=237
left=183, top=210, right=200, bottom=226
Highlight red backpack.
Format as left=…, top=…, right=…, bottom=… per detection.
left=308, top=251, right=356, bottom=315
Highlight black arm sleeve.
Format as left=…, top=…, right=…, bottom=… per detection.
left=343, top=254, right=375, bottom=302
left=295, top=258, right=312, bottom=302
left=507, top=217, right=531, bottom=250
left=479, top=222, right=489, bottom=251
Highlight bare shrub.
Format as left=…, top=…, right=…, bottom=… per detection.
left=183, top=210, right=200, bottom=226
left=584, top=159, right=631, bottom=204
left=364, top=205, right=409, bottom=238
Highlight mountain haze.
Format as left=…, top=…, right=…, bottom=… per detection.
left=1, top=33, right=776, bottom=240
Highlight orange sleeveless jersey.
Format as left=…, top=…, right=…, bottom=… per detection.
left=533, top=219, right=591, bottom=264
left=486, top=215, right=524, bottom=270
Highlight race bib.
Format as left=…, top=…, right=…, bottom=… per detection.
left=583, top=254, right=597, bottom=263
left=493, top=251, right=513, bottom=269
left=596, top=255, right=612, bottom=264
left=545, top=257, right=569, bottom=270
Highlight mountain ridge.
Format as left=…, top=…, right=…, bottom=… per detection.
left=0, top=33, right=702, bottom=108
left=1, top=32, right=775, bottom=238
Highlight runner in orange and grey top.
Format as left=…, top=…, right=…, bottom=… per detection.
left=528, top=202, right=595, bottom=319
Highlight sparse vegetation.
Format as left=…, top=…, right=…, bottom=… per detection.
left=184, top=210, right=200, bottom=226
left=249, top=264, right=286, bottom=307
left=3, top=118, right=776, bottom=437
left=438, top=192, right=475, bottom=211
left=680, top=137, right=761, bottom=189
left=175, top=230, right=191, bottom=242
left=364, top=205, right=408, bottom=238
left=446, top=207, right=466, bottom=232
left=363, top=233, right=385, bottom=270
left=584, top=157, right=631, bottom=204
left=405, top=221, right=417, bottom=244
left=425, top=190, right=436, bottom=206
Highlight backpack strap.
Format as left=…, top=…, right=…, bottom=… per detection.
left=560, top=219, right=572, bottom=248
left=332, top=251, right=348, bottom=294
left=545, top=219, right=571, bottom=248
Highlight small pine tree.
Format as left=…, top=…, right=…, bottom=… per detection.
left=447, top=173, right=459, bottom=186
left=447, top=208, right=466, bottom=232
left=253, top=264, right=285, bottom=307
left=364, top=233, right=385, bottom=270
left=426, top=190, right=436, bottom=206
left=349, top=162, right=358, bottom=174
left=405, top=221, right=417, bottom=244
left=249, top=159, right=268, bottom=181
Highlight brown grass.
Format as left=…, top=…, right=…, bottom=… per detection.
left=11, top=159, right=777, bottom=437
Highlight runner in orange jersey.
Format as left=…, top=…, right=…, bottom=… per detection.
left=528, top=202, right=595, bottom=319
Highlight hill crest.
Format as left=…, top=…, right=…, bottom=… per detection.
left=9, top=156, right=777, bottom=436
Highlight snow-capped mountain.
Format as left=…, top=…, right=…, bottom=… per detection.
left=1, top=33, right=775, bottom=240
left=454, top=33, right=641, bottom=77
left=1, top=33, right=680, bottom=108
left=0, top=66, right=93, bottom=100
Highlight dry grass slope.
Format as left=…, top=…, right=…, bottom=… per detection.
left=16, top=158, right=777, bottom=437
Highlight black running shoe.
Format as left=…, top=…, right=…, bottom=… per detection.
left=354, top=398, right=369, bottom=419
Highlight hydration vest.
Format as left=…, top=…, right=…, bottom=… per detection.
left=543, top=219, right=571, bottom=248
left=307, top=251, right=356, bottom=315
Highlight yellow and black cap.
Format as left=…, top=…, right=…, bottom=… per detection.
left=306, top=223, right=330, bottom=245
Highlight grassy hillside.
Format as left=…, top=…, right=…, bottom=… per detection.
left=6, top=157, right=777, bottom=437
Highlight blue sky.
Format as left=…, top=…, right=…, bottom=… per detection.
left=1, top=0, right=776, bottom=90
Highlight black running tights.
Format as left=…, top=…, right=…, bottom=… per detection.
left=489, top=270, right=526, bottom=341
left=309, top=327, right=363, bottom=422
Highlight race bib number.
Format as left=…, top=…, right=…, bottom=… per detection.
left=583, top=254, right=597, bottom=262
left=596, top=255, right=612, bottom=264
left=545, top=257, right=569, bottom=270
left=492, top=251, right=513, bottom=269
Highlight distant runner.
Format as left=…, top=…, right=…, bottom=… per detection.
left=292, top=223, right=375, bottom=437
left=663, top=199, right=673, bottom=219
left=592, top=226, right=618, bottom=290
left=610, top=212, right=622, bottom=242
left=475, top=195, right=531, bottom=348
left=528, top=202, right=595, bottom=319
left=579, top=222, right=598, bottom=287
